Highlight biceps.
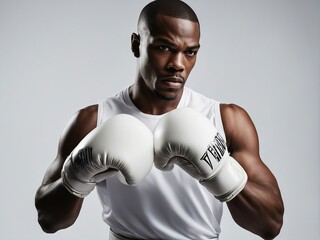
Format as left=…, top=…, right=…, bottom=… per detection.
left=41, top=155, right=65, bottom=185
left=231, top=150, right=278, bottom=190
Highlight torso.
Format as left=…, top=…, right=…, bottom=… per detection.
left=94, top=87, right=225, bottom=239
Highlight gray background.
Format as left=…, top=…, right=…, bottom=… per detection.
left=1, top=0, right=319, bottom=239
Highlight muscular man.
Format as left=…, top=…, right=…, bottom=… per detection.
left=35, top=1, right=284, bottom=239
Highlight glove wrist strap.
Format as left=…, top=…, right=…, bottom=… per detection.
left=61, top=155, right=96, bottom=198
left=200, top=156, right=248, bottom=202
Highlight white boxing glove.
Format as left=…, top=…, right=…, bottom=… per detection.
left=62, top=114, right=154, bottom=198
left=154, top=107, right=247, bottom=202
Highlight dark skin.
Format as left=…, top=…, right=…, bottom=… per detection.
left=35, top=105, right=97, bottom=233
left=130, top=14, right=200, bottom=114
left=35, top=14, right=284, bottom=238
left=221, top=104, right=284, bottom=239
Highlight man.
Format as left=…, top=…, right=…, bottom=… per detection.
left=35, top=1, right=284, bottom=239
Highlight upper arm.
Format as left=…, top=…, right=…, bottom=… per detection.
left=220, top=104, right=280, bottom=191
left=41, top=105, right=98, bottom=186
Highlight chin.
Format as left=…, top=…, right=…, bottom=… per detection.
left=154, top=89, right=181, bottom=101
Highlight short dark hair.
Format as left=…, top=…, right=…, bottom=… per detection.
left=138, top=0, right=199, bottom=34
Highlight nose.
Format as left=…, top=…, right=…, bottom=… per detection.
left=167, top=52, right=185, bottom=72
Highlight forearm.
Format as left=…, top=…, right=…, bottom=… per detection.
left=227, top=181, right=284, bottom=239
left=35, top=178, right=83, bottom=233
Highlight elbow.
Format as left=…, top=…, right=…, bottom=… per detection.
left=38, top=217, right=59, bottom=234
left=36, top=206, right=62, bottom=233
left=37, top=211, right=75, bottom=234
left=259, top=206, right=284, bottom=240
left=35, top=197, right=57, bottom=233
left=35, top=198, right=75, bottom=234
left=259, top=220, right=283, bottom=240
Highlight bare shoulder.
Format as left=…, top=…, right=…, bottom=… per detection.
left=219, top=103, right=258, bottom=154
left=72, top=104, right=99, bottom=134
left=58, top=104, right=98, bottom=157
left=219, top=103, right=277, bottom=183
left=41, top=104, right=98, bottom=185
left=220, top=103, right=251, bottom=127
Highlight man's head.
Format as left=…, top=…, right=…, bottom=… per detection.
left=137, top=0, right=200, bottom=38
left=132, top=0, right=200, bottom=102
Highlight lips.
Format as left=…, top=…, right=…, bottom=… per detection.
left=160, top=76, right=185, bottom=89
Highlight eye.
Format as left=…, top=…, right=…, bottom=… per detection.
left=185, top=50, right=197, bottom=57
left=158, top=46, right=171, bottom=52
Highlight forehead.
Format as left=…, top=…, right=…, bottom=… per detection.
left=142, top=14, right=200, bottom=44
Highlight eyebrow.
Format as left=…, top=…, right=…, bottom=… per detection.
left=152, top=37, right=200, bottom=50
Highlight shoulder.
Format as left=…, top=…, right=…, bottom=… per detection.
left=42, top=104, right=99, bottom=184
left=75, top=104, right=98, bottom=128
left=58, top=104, right=98, bottom=158
left=220, top=103, right=254, bottom=128
left=220, top=103, right=258, bottom=153
left=220, top=103, right=249, bottom=124
left=69, top=104, right=98, bottom=137
left=220, top=103, right=251, bottom=130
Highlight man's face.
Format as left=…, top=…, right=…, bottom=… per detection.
left=137, top=14, right=200, bottom=101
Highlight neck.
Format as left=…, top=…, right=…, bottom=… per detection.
left=129, top=83, right=183, bottom=115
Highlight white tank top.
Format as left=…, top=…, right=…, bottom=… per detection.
left=96, top=87, right=225, bottom=240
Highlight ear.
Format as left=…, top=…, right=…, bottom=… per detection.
left=131, top=33, right=140, bottom=58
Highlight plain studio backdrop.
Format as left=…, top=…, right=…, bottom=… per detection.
left=0, top=0, right=319, bottom=239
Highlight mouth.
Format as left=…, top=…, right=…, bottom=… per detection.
left=160, top=76, right=185, bottom=89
